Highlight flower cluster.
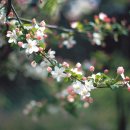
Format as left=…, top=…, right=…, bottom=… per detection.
left=6, top=18, right=130, bottom=98
left=6, top=19, right=46, bottom=54
left=61, top=33, right=76, bottom=49
left=70, top=12, right=128, bottom=46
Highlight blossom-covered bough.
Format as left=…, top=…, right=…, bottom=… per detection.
left=0, top=0, right=130, bottom=116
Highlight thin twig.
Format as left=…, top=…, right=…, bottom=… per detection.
left=11, top=4, right=23, bottom=26
left=8, top=17, right=87, bottom=34
left=9, top=17, right=74, bottom=33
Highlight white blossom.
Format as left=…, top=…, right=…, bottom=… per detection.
left=72, top=81, right=91, bottom=98
left=92, top=32, right=103, bottom=46
left=91, top=73, right=101, bottom=82
left=99, top=12, right=107, bottom=21
left=6, top=30, right=17, bottom=44
left=85, top=80, right=95, bottom=91
left=35, top=30, right=44, bottom=40
left=51, top=66, right=66, bottom=82
left=62, top=36, right=76, bottom=49
left=48, top=49, right=56, bottom=59
left=22, top=39, right=39, bottom=54
left=71, top=68, right=83, bottom=75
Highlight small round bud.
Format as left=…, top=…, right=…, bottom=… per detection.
left=70, top=22, right=78, bottom=29
left=31, top=61, right=37, bottom=68
left=82, top=77, right=87, bottom=81
left=83, top=102, right=89, bottom=108
left=47, top=67, right=52, bottom=72
left=18, top=41, right=23, bottom=47
left=39, top=47, right=43, bottom=52
left=26, top=34, right=31, bottom=39
left=76, top=62, right=81, bottom=68
left=44, top=34, right=48, bottom=38
left=124, top=76, right=130, bottom=81
left=89, top=66, right=95, bottom=72
left=8, top=12, right=14, bottom=17
left=67, top=86, right=73, bottom=94
left=117, top=66, right=124, bottom=75
left=104, top=69, right=109, bottom=74
left=62, top=62, right=69, bottom=68
left=1, top=0, right=6, bottom=5
left=37, top=36, right=43, bottom=40
left=67, top=95, right=74, bottom=103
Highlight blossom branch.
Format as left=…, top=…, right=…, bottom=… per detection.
left=8, top=17, right=77, bottom=33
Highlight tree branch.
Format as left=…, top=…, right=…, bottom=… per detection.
left=6, top=0, right=12, bottom=17
left=8, top=17, right=86, bottom=34
left=11, top=4, right=23, bottom=26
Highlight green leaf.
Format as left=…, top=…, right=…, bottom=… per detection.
left=34, top=54, right=43, bottom=63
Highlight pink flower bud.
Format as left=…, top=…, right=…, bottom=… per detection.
left=62, top=62, right=69, bottom=68
left=8, top=12, right=14, bottom=17
left=94, top=15, right=99, bottom=19
left=89, top=66, right=95, bottom=72
left=117, top=66, right=124, bottom=75
left=124, top=76, right=130, bottom=81
left=44, top=34, right=48, bottom=38
left=18, top=41, right=23, bottom=47
left=82, top=77, right=87, bottom=80
left=67, top=86, right=73, bottom=94
left=104, top=69, right=109, bottom=74
left=47, top=67, right=52, bottom=72
left=31, top=61, right=37, bottom=68
left=76, top=62, right=81, bottom=68
left=37, top=36, right=43, bottom=40
left=39, top=47, right=43, bottom=52
left=1, top=0, right=6, bottom=5
left=26, top=34, right=31, bottom=39
left=104, top=17, right=111, bottom=23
